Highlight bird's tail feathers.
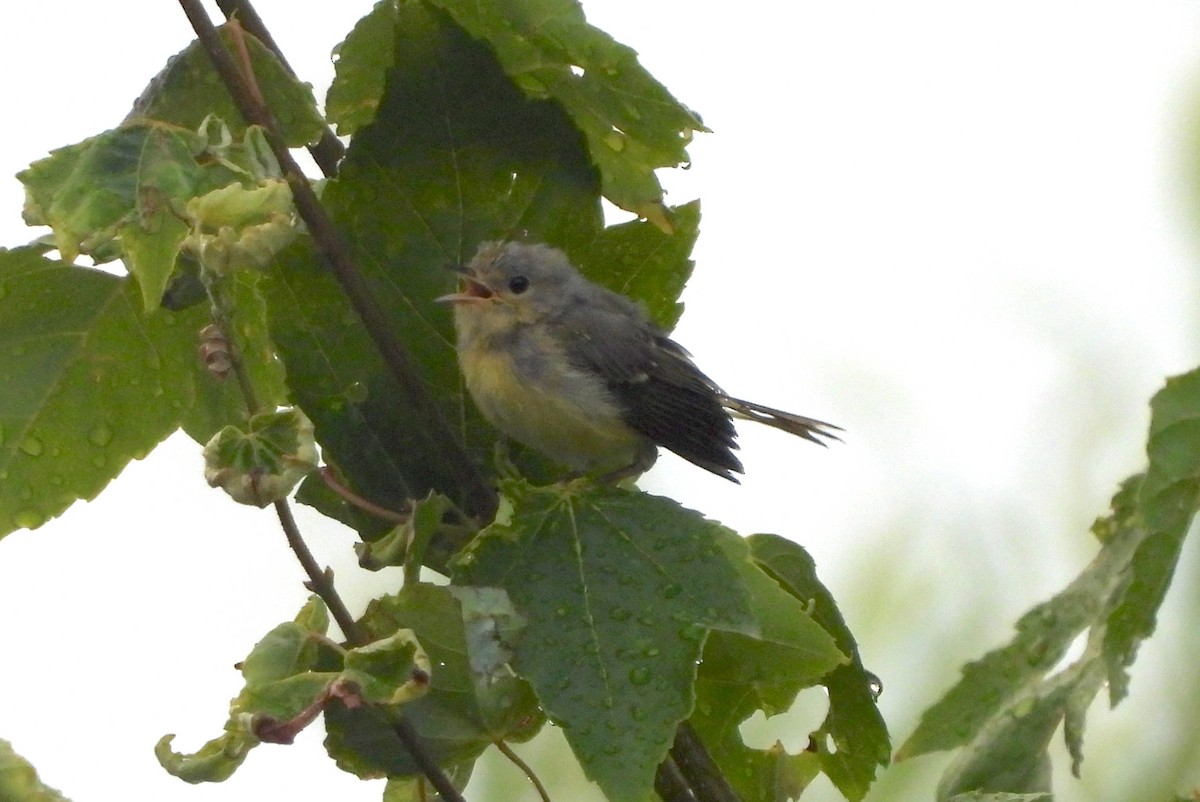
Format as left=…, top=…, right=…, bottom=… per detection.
left=720, top=396, right=842, bottom=446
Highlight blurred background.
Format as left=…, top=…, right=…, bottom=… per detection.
left=1, top=1, right=1199, bottom=800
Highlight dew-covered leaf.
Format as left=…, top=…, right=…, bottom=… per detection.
left=451, top=481, right=755, bottom=802
left=0, top=250, right=198, bottom=539
left=428, top=0, right=706, bottom=229
left=327, top=0, right=399, bottom=135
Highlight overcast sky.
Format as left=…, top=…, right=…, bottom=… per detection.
left=2, top=2, right=1200, bottom=801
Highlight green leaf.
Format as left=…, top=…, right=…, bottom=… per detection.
left=128, top=26, right=324, bottom=148
left=702, top=532, right=845, bottom=707
left=327, top=0, right=400, bottom=135
left=947, top=794, right=1052, bottom=802
left=688, top=531, right=844, bottom=802
left=19, top=123, right=203, bottom=277
left=900, top=369, right=1200, bottom=799
left=267, top=0, right=605, bottom=507
left=327, top=583, right=543, bottom=778
left=155, top=729, right=258, bottom=785
left=933, top=663, right=1103, bottom=802
left=194, top=268, right=289, bottom=436
left=451, top=481, right=756, bottom=802
left=427, top=0, right=706, bottom=229
left=0, top=250, right=197, bottom=539
left=383, top=763, right=474, bottom=802
left=268, top=3, right=705, bottom=509
left=158, top=597, right=338, bottom=783
left=265, top=241, right=460, bottom=515
left=342, top=630, right=430, bottom=706
left=747, top=535, right=890, bottom=800
left=897, top=470, right=1156, bottom=797
left=18, top=120, right=290, bottom=310
left=902, top=364, right=1200, bottom=797
left=1106, top=369, right=1200, bottom=700
left=203, top=407, right=318, bottom=507
left=402, top=492, right=456, bottom=582
left=897, top=505, right=1141, bottom=762
left=574, top=199, right=700, bottom=330
left=122, top=207, right=192, bottom=311
left=0, top=740, right=70, bottom=802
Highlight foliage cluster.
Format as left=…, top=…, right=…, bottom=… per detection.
left=0, top=2, right=1195, bottom=802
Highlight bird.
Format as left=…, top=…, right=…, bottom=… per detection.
left=436, top=241, right=840, bottom=482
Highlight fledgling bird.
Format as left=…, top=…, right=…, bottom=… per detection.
left=437, top=241, right=840, bottom=482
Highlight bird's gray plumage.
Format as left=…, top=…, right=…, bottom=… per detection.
left=444, top=241, right=839, bottom=481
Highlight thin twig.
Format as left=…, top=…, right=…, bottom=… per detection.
left=197, top=163, right=362, bottom=646
left=176, top=5, right=481, bottom=798
left=494, top=740, right=551, bottom=802
left=321, top=466, right=410, bottom=523
left=212, top=0, right=345, bottom=176
left=392, top=718, right=468, bottom=802
left=201, top=232, right=364, bottom=644
left=274, top=499, right=364, bottom=644
left=668, top=722, right=741, bottom=802
left=654, top=756, right=697, bottom=802
left=200, top=277, right=261, bottom=415
left=176, top=0, right=498, bottom=522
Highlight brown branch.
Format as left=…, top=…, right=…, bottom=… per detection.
left=176, top=4, right=485, bottom=798
left=668, top=723, right=741, bottom=802
left=274, top=499, right=364, bottom=644
left=392, top=718, right=468, bottom=802
left=200, top=256, right=363, bottom=643
left=654, top=755, right=698, bottom=802
left=213, top=0, right=345, bottom=176
left=320, top=465, right=410, bottom=524
left=176, top=0, right=497, bottom=522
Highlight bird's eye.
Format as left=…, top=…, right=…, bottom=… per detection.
left=507, top=275, right=530, bottom=294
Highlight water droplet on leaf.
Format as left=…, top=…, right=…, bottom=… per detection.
left=628, top=667, right=651, bottom=686
left=14, top=509, right=44, bottom=530
left=19, top=437, right=43, bottom=456
left=88, top=425, right=114, bottom=447
left=609, top=607, right=632, bottom=622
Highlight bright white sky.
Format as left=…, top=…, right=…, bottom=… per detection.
left=2, top=2, right=1200, bottom=802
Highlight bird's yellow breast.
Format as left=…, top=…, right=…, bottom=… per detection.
left=458, top=329, right=643, bottom=471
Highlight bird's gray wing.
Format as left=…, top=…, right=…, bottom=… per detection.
left=547, top=298, right=743, bottom=480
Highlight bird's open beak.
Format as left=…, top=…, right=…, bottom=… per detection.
left=435, top=265, right=494, bottom=304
